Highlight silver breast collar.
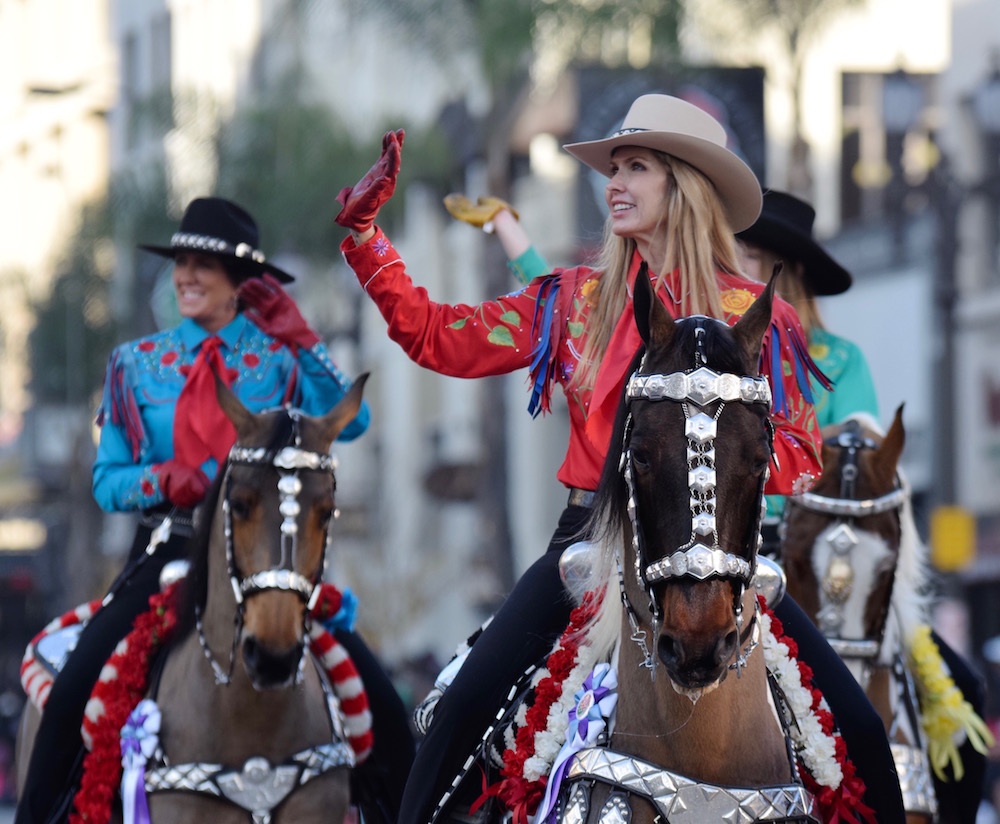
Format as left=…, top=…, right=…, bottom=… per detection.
left=557, top=747, right=818, bottom=824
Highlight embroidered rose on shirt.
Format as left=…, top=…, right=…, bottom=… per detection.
left=720, top=287, right=755, bottom=315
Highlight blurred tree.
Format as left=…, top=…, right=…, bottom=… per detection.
left=687, top=0, right=865, bottom=196
left=345, top=0, right=685, bottom=603
left=213, top=80, right=454, bottom=264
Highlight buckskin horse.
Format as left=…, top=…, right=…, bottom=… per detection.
left=18, top=376, right=374, bottom=823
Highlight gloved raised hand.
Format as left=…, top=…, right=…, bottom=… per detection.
left=158, top=460, right=210, bottom=508
left=443, top=194, right=519, bottom=230
left=335, top=129, right=405, bottom=233
left=239, top=273, right=320, bottom=352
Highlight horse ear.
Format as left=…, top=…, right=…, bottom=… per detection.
left=633, top=263, right=676, bottom=350
left=873, top=404, right=905, bottom=487
left=733, top=262, right=779, bottom=370
left=320, top=373, right=369, bottom=444
left=214, top=370, right=256, bottom=436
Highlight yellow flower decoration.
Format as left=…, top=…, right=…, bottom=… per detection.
left=809, top=342, right=830, bottom=361
left=908, top=624, right=994, bottom=781
left=721, top=288, right=754, bottom=315
left=581, top=278, right=598, bottom=305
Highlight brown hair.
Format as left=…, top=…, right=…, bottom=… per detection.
left=573, top=152, right=746, bottom=390
left=741, top=246, right=824, bottom=337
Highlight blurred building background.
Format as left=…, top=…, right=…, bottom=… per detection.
left=0, top=0, right=999, bottom=806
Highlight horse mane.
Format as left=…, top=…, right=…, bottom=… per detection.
left=173, top=410, right=298, bottom=641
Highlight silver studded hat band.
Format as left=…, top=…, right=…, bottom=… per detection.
left=138, top=196, right=295, bottom=283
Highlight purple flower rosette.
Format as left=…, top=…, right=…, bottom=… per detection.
left=536, top=663, right=618, bottom=822
left=120, top=698, right=161, bottom=824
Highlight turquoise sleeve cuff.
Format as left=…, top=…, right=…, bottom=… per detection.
left=507, top=245, right=550, bottom=285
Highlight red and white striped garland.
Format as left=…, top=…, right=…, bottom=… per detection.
left=20, top=598, right=103, bottom=712
left=308, top=621, right=374, bottom=761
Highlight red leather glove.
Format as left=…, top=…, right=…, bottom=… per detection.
left=335, top=129, right=405, bottom=232
left=158, top=460, right=210, bottom=508
left=239, top=273, right=321, bottom=352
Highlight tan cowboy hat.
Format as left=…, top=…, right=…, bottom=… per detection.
left=563, top=94, right=762, bottom=232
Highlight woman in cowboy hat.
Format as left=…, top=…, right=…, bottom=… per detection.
left=335, top=95, right=904, bottom=823
left=737, top=189, right=878, bottom=428
left=16, top=197, right=417, bottom=823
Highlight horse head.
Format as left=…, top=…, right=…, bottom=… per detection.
left=782, top=407, right=918, bottom=672
left=201, top=374, right=368, bottom=690
left=596, top=269, right=775, bottom=695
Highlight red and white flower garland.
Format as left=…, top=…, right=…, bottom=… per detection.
left=758, top=596, right=875, bottom=824
left=490, top=591, right=877, bottom=824
left=485, top=592, right=600, bottom=824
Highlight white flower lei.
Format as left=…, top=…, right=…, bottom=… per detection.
left=760, top=608, right=845, bottom=790
left=521, top=643, right=602, bottom=782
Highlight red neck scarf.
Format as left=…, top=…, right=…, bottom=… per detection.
left=173, top=335, right=237, bottom=468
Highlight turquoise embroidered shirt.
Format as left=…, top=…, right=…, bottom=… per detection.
left=93, top=314, right=368, bottom=513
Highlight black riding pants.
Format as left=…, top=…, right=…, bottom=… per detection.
left=15, top=524, right=184, bottom=824
left=931, top=630, right=987, bottom=823
left=398, top=504, right=908, bottom=824
left=397, top=504, right=589, bottom=824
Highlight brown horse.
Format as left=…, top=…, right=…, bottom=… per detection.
left=500, top=274, right=820, bottom=823
left=18, top=376, right=369, bottom=823
left=781, top=409, right=946, bottom=823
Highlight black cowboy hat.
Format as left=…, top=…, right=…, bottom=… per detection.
left=736, top=190, right=851, bottom=296
left=139, top=196, right=295, bottom=284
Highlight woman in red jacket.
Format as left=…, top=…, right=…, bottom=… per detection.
left=335, top=94, right=904, bottom=823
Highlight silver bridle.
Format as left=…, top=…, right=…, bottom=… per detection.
left=197, top=408, right=339, bottom=685
left=617, top=320, right=774, bottom=681
left=785, top=422, right=910, bottom=660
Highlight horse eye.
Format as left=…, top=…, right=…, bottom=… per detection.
left=316, top=505, right=335, bottom=529
left=631, top=450, right=651, bottom=471
left=229, top=496, right=254, bottom=521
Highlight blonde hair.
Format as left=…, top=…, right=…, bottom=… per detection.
left=745, top=247, right=824, bottom=337
left=574, top=152, right=746, bottom=390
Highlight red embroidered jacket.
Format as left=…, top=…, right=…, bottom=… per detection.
left=342, top=228, right=822, bottom=496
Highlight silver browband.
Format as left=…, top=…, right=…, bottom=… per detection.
left=626, top=366, right=772, bottom=407
left=561, top=747, right=818, bottom=824
left=229, top=445, right=337, bottom=473
left=788, top=486, right=909, bottom=518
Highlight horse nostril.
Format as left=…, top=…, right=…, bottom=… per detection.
left=657, top=633, right=682, bottom=669
left=243, top=636, right=259, bottom=670
left=718, top=630, right=738, bottom=666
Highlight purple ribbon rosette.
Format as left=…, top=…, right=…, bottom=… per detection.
left=120, top=698, right=161, bottom=824
left=536, top=663, right=618, bottom=823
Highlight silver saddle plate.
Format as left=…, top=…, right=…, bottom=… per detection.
left=33, top=622, right=85, bottom=676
